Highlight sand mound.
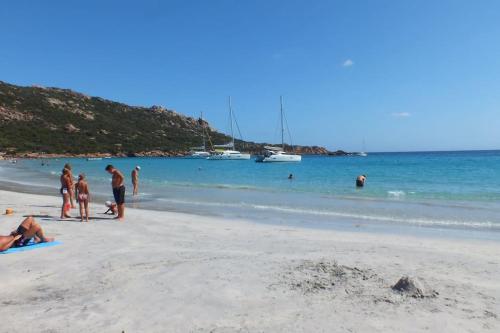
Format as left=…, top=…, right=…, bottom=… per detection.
left=392, top=276, right=438, bottom=298
left=284, top=260, right=379, bottom=294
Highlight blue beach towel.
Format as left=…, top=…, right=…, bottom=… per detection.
left=0, top=240, right=61, bottom=255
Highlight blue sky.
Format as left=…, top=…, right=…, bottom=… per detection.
left=1, top=0, right=500, bottom=151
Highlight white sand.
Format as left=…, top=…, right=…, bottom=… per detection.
left=1, top=189, right=499, bottom=333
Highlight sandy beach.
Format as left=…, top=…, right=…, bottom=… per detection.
left=1, top=189, right=499, bottom=332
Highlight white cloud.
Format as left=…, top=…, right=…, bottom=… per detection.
left=391, top=112, right=411, bottom=117
left=342, top=59, right=354, bottom=67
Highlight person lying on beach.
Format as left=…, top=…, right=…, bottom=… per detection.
left=76, top=174, right=90, bottom=222
left=356, top=175, right=367, bottom=187
left=0, top=216, right=54, bottom=252
left=60, top=168, right=72, bottom=219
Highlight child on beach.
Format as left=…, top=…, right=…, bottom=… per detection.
left=76, top=174, right=90, bottom=222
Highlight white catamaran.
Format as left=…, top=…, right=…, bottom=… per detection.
left=207, top=97, right=251, bottom=160
left=255, top=96, right=301, bottom=163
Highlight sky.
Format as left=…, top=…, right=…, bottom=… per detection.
left=1, top=0, right=500, bottom=152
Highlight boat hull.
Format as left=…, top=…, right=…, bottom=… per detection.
left=189, top=152, right=211, bottom=158
left=207, top=153, right=251, bottom=160
left=256, top=154, right=301, bottom=162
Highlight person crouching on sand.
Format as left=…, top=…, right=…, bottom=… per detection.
left=76, top=174, right=90, bottom=222
left=105, top=164, right=125, bottom=220
left=132, top=166, right=140, bottom=196
left=104, top=201, right=118, bottom=215
left=60, top=168, right=72, bottom=219
left=0, top=216, right=54, bottom=252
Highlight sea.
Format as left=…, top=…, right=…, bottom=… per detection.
left=1, top=151, right=500, bottom=241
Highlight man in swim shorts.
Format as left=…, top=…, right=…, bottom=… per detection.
left=356, top=175, right=367, bottom=187
left=0, top=216, right=55, bottom=252
left=105, top=164, right=125, bottom=220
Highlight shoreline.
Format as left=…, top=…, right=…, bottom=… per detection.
left=2, top=159, right=500, bottom=243
left=1, top=189, right=499, bottom=332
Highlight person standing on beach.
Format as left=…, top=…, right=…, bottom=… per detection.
left=131, top=166, right=140, bottom=196
left=64, top=163, right=76, bottom=208
left=76, top=174, right=90, bottom=222
left=60, top=168, right=72, bottom=219
left=356, top=175, right=367, bottom=187
left=105, top=165, right=125, bottom=220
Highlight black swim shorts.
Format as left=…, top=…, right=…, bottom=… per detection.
left=113, top=185, right=126, bottom=205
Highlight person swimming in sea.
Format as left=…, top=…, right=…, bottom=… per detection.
left=76, top=174, right=90, bottom=222
left=356, top=175, right=367, bottom=187
left=288, top=173, right=294, bottom=180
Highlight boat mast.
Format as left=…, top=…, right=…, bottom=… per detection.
left=229, top=96, right=235, bottom=150
left=201, top=111, right=206, bottom=151
left=280, top=96, right=285, bottom=151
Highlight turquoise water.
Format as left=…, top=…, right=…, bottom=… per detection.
left=2, top=151, right=500, bottom=239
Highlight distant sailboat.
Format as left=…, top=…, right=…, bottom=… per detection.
left=255, top=96, right=301, bottom=163
left=207, top=97, right=251, bottom=160
left=190, top=112, right=211, bottom=158
left=357, top=139, right=368, bottom=157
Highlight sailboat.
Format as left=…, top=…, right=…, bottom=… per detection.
left=357, top=138, right=368, bottom=157
left=255, top=96, right=301, bottom=163
left=207, top=97, right=251, bottom=160
left=190, top=112, right=211, bottom=158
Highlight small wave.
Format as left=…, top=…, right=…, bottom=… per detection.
left=249, top=204, right=499, bottom=230
left=156, top=197, right=242, bottom=208
left=154, top=198, right=498, bottom=230
left=388, top=190, right=406, bottom=198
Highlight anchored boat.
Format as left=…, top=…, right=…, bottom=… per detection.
left=207, top=97, right=250, bottom=160
left=255, top=96, right=301, bottom=163
left=190, top=112, right=212, bottom=158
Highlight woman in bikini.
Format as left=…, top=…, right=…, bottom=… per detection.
left=60, top=168, right=72, bottom=219
left=76, top=174, right=90, bottom=222
left=0, top=216, right=54, bottom=252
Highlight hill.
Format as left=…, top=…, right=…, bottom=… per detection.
left=0, top=80, right=330, bottom=156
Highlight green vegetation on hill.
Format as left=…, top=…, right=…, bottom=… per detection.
left=0, top=80, right=330, bottom=156
left=0, top=81, right=232, bottom=154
